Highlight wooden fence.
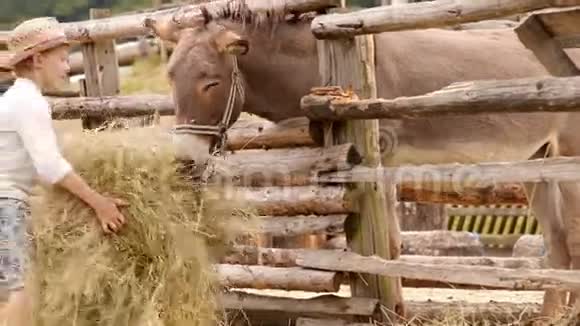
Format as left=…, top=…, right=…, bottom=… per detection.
left=20, top=0, right=580, bottom=324
left=294, top=0, right=580, bottom=324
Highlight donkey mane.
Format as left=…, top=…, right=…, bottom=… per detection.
left=196, top=0, right=323, bottom=29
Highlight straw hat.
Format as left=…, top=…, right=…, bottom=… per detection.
left=6, top=17, right=69, bottom=68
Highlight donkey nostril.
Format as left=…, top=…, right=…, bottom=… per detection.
left=203, top=81, right=220, bottom=92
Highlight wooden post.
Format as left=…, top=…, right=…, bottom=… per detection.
left=80, top=8, right=120, bottom=130
left=81, top=8, right=156, bottom=130
left=316, top=34, right=404, bottom=321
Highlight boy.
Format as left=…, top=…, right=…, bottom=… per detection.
left=0, top=17, right=127, bottom=325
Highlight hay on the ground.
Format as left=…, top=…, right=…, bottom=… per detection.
left=27, top=126, right=253, bottom=326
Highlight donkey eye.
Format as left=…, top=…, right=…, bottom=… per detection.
left=202, top=81, right=220, bottom=92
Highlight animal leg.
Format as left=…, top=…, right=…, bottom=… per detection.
left=558, top=181, right=580, bottom=317
left=524, top=181, right=570, bottom=320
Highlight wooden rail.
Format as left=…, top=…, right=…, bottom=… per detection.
left=60, top=0, right=338, bottom=43
left=295, top=250, right=580, bottom=291
left=315, top=156, right=580, bottom=185
left=301, top=76, right=580, bottom=121
left=221, top=291, right=540, bottom=323
left=223, top=246, right=544, bottom=269
left=310, top=0, right=580, bottom=39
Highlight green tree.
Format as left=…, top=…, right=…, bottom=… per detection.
left=0, top=0, right=153, bottom=28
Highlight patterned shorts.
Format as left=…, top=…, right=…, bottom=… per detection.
left=0, top=198, right=29, bottom=292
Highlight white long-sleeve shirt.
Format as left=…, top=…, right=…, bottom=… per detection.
left=0, top=78, right=72, bottom=202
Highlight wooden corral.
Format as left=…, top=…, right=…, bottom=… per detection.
left=36, top=0, right=580, bottom=324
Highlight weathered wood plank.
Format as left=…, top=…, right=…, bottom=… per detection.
left=226, top=117, right=315, bottom=150
left=317, top=32, right=403, bottom=317
left=324, top=230, right=484, bottom=256
left=221, top=291, right=380, bottom=317
left=208, top=143, right=361, bottom=187
left=532, top=6, right=580, bottom=41
left=397, top=182, right=528, bottom=205
left=220, top=291, right=540, bottom=324
left=400, top=230, right=483, bottom=256
left=310, top=0, right=579, bottom=39
left=295, top=250, right=580, bottom=290
left=515, top=7, right=580, bottom=76
left=301, top=77, right=580, bottom=121
left=240, top=185, right=353, bottom=216
left=61, top=0, right=338, bottom=43
left=254, top=215, right=347, bottom=237
left=315, top=156, right=580, bottom=185
left=69, top=39, right=161, bottom=75
left=49, top=98, right=315, bottom=150
left=328, top=232, right=527, bottom=252
left=216, top=265, right=342, bottom=292
left=49, top=95, right=173, bottom=119
left=222, top=246, right=545, bottom=269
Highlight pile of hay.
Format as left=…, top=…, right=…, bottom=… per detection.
left=27, top=126, right=253, bottom=326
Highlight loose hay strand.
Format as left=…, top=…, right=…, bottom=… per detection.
left=27, top=127, right=251, bottom=326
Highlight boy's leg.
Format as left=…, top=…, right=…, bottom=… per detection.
left=0, top=199, right=31, bottom=326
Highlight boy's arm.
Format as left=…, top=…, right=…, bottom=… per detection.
left=13, top=97, right=126, bottom=233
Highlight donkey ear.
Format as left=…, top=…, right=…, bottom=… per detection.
left=144, top=17, right=183, bottom=43
left=215, top=30, right=249, bottom=56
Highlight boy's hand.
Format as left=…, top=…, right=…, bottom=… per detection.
left=55, top=172, right=129, bottom=234
left=92, top=195, right=127, bottom=234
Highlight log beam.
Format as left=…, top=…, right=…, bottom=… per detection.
left=48, top=97, right=315, bottom=151
left=216, top=265, right=342, bottom=292
left=209, top=143, right=361, bottom=187
left=220, top=291, right=540, bottom=324
left=514, top=7, right=580, bottom=76
left=222, top=246, right=545, bottom=269
left=68, top=39, right=162, bottom=75
left=61, top=0, right=339, bottom=43
left=226, top=117, right=315, bottom=150
left=253, top=215, right=347, bottom=237
left=400, top=230, right=483, bottom=256
left=310, top=0, right=579, bottom=39
left=240, top=185, right=353, bottom=216
left=295, top=250, right=580, bottom=291
left=322, top=230, right=484, bottom=256
left=316, top=156, right=580, bottom=186
left=49, top=95, right=174, bottom=119
left=221, top=291, right=379, bottom=318
left=301, top=77, right=580, bottom=121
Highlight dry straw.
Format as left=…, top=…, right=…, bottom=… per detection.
left=27, top=126, right=254, bottom=326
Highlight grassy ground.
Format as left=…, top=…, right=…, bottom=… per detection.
left=119, top=54, right=172, bottom=95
